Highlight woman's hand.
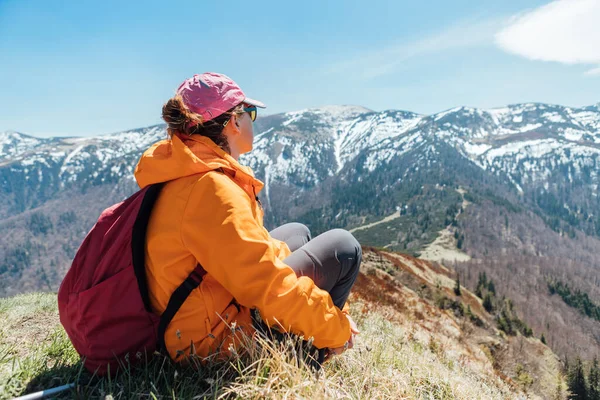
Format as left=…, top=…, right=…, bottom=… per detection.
left=324, top=314, right=360, bottom=362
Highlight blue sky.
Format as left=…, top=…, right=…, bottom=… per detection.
left=1, top=0, right=599, bottom=137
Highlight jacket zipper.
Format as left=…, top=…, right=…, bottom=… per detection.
left=252, top=185, right=263, bottom=210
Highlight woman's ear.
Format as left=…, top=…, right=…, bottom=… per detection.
left=232, top=114, right=241, bottom=129
left=223, top=115, right=241, bottom=137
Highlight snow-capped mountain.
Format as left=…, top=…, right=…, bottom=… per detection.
left=1, top=125, right=165, bottom=186
left=3, top=102, right=599, bottom=200
left=2, top=102, right=600, bottom=295
left=0, top=131, right=50, bottom=163
left=243, top=103, right=600, bottom=212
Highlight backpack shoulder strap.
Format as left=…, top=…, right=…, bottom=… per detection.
left=130, top=182, right=209, bottom=355
left=132, top=183, right=165, bottom=313
left=156, top=263, right=207, bottom=354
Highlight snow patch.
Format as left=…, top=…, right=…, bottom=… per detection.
left=463, top=142, right=492, bottom=156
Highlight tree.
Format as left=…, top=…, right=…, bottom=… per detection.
left=488, top=280, right=496, bottom=295
left=475, top=271, right=488, bottom=299
left=483, top=293, right=494, bottom=313
left=478, top=271, right=488, bottom=287
left=590, top=357, right=599, bottom=400
left=454, top=274, right=462, bottom=296
left=541, top=333, right=547, bottom=345
left=27, top=212, right=53, bottom=235
left=568, top=357, right=588, bottom=400
left=475, top=285, right=483, bottom=299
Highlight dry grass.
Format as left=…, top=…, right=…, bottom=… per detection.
left=0, top=291, right=518, bottom=399
left=355, top=249, right=567, bottom=399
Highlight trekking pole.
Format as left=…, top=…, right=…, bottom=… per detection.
left=12, top=383, right=75, bottom=400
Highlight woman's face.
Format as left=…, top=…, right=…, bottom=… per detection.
left=236, top=111, right=255, bottom=154
left=223, top=109, right=255, bottom=159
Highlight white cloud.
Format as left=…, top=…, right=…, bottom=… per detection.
left=326, top=17, right=504, bottom=79
left=495, top=0, right=600, bottom=75
left=585, top=67, right=600, bottom=76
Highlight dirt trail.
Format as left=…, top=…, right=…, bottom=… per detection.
left=349, top=210, right=401, bottom=233
left=418, top=228, right=471, bottom=262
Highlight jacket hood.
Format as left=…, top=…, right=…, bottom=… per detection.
left=134, top=134, right=264, bottom=193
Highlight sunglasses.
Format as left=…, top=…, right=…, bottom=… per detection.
left=243, top=105, right=257, bottom=122
left=223, top=104, right=258, bottom=127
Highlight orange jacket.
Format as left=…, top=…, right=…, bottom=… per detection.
left=134, top=134, right=351, bottom=360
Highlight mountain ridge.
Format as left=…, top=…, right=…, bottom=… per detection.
left=3, top=101, right=599, bottom=153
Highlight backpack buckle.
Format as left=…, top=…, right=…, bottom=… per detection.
left=184, top=264, right=207, bottom=289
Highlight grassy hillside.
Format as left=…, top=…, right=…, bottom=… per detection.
left=0, top=249, right=566, bottom=399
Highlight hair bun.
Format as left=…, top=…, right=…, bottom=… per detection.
left=162, top=95, right=203, bottom=136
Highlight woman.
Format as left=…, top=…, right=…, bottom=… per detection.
left=134, top=72, right=361, bottom=365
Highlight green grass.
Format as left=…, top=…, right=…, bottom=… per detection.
left=1, top=292, right=512, bottom=399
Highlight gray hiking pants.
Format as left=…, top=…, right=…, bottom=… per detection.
left=269, top=223, right=362, bottom=309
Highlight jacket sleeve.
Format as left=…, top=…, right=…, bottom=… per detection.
left=180, top=173, right=351, bottom=349
left=268, top=236, right=292, bottom=260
